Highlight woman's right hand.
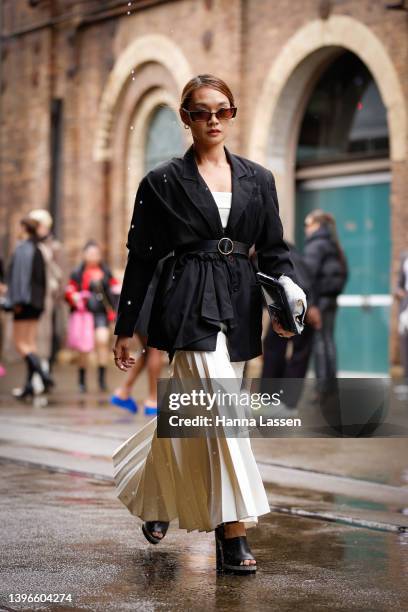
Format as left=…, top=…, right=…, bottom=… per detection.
left=272, top=316, right=295, bottom=338
left=395, top=288, right=407, bottom=300
left=112, top=336, right=136, bottom=371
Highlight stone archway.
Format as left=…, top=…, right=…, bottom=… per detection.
left=125, top=90, right=190, bottom=218
left=94, top=35, right=193, bottom=267
left=248, top=14, right=407, bottom=371
left=93, top=34, right=193, bottom=162
left=247, top=15, right=406, bottom=237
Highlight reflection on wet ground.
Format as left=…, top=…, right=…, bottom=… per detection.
left=1, top=462, right=407, bottom=611
left=1, top=386, right=408, bottom=486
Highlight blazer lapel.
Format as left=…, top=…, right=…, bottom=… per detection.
left=180, top=143, right=256, bottom=237
left=224, top=145, right=256, bottom=235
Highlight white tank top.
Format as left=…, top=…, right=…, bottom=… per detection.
left=211, top=191, right=232, bottom=229
left=210, top=191, right=233, bottom=336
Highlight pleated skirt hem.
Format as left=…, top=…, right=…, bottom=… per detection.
left=112, top=331, right=271, bottom=533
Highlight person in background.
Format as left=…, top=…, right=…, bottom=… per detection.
left=65, top=240, right=120, bottom=393
left=5, top=217, right=54, bottom=399
left=0, top=257, right=7, bottom=377
left=28, top=209, right=65, bottom=381
left=303, top=209, right=348, bottom=396
left=260, top=241, right=322, bottom=411
left=395, top=250, right=408, bottom=380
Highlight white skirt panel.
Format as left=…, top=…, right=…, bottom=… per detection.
left=112, top=329, right=270, bottom=532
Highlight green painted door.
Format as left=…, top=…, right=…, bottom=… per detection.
left=295, top=174, right=391, bottom=374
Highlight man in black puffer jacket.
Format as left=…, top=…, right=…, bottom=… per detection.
left=303, top=211, right=348, bottom=395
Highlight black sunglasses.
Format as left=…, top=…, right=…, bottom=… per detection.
left=181, top=106, right=237, bottom=122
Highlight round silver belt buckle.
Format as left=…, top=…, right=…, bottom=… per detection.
left=217, top=237, right=234, bottom=255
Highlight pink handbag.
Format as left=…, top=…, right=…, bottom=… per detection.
left=67, top=310, right=95, bottom=352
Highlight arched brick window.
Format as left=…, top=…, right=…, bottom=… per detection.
left=145, top=105, right=184, bottom=172
left=297, top=52, right=389, bottom=166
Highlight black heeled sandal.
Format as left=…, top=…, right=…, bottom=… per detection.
left=215, top=523, right=257, bottom=575
left=12, top=382, right=35, bottom=401
left=141, top=521, right=170, bottom=544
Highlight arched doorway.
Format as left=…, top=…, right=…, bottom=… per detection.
left=93, top=34, right=193, bottom=268
left=295, top=51, right=390, bottom=374
left=248, top=15, right=406, bottom=375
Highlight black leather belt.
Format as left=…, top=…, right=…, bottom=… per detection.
left=175, top=238, right=250, bottom=257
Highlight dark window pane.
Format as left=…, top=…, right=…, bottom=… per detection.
left=296, top=52, right=389, bottom=166
left=145, top=105, right=184, bottom=172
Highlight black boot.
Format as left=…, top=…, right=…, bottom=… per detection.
left=13, top=357, right=35, bottom=400
left=98, top=365, right=107, bottom=392
left=78, top=367, right=87, bottom=393
left=26, top=352, right=54, bottom=392
left=13, top=382, right=35, bottom=400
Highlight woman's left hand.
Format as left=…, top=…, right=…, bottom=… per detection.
left=112, top=336, right=137, bottom=371
left=272, top=316, right=295, bottom=338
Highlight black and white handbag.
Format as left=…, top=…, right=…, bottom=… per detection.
left=256, top=271, right=307, bottom=335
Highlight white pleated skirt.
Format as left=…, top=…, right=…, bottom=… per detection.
left=112, top=328, right=270, bottom=533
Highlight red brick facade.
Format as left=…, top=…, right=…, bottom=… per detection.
left=1, top=0, right=407, bottom=368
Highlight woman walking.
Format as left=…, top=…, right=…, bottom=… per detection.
left=6, top=217, right=54, bottom=399
left=65, top=240, right=120, bottom=393
left=112, top=74, right=305, bottom=574
left=28, top=209, right=65, bottom=375
left=303, top=210, right=348, bottom=396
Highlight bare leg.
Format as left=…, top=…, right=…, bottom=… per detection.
left=13, top=320, right=38, bottom=356
left=26, top=320, right=38, bottom=353
left=77, top=351, right=88, bottom=368
left=95, top=326, right=110, bottom=366
left=145, top=347, right=163, bottom=405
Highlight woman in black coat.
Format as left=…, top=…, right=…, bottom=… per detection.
left=303, top=210, right=348, bottom=395
left=112, top=74, right=305, bottom=574
left=6, top=217, right=54, bottom=399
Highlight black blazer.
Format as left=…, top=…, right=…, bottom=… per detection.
left=114, top=143, right=298, bottom=363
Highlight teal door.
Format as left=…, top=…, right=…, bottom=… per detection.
left=295, top=174, right=391, bottom=374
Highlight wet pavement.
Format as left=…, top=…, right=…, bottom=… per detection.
left=1, top=362, right=408, bottom=610
left=1, top=461, right=408, bottom=612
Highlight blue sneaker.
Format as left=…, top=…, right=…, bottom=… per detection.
left=110, top=394, right=138, bottom=414
left=144, top=403, right=158, bottom=416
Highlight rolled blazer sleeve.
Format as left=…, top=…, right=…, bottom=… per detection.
left=114, top=173, right=171, bottom=337
left=255, top=170, right=298, bottom=284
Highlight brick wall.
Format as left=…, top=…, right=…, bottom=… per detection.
left=1, top=0, right=407, bottom=367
